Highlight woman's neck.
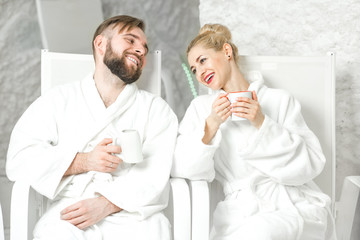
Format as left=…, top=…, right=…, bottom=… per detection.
left=222, top=64, right=249, bottom=93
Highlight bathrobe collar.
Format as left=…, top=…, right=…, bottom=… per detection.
left=219, top=70, right=265, bottom=97
left=81, top=73, right=138, bottom=122
left=244, top=71, right=265, bottom=94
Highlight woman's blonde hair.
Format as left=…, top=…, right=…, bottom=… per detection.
left=186, top=24, right=239, bottom=64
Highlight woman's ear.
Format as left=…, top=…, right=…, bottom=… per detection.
left=223, top=43, right=233, bottom=60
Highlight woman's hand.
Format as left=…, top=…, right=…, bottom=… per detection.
left=202, top=93, right=231, bottom=144
left=208, top=93, right=232, bottom=127
left=230, top=91, right=265, bottom=129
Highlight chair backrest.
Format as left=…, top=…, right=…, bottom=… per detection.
left=241, top=53, right=336, bottom=201
left=41, top=49, right=161, bottom=96
left=207, top=53, right=336, bottom=222
left=36, top=0, right=103, bottom=54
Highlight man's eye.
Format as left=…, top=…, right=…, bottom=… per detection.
left=127, top=38, right=135, bottom=44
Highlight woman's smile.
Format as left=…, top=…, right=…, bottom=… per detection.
left=204, top=72, right=215, bottom=84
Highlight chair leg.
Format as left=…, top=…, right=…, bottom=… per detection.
left=170, top=178, right=191, bottom=240
left=335, top=176, right=360, bottom=240
left=10, top=181, right=31, bottom=240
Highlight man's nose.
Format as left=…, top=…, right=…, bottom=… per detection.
left=134, top=45, right=146, bottom=56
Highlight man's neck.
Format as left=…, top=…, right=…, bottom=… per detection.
left=93, top=69, right=126, bottom=108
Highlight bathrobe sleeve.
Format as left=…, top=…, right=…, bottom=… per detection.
left=6, top=90, right=77, bottom=199
left=240, top=89, right=326, bottom=186
left=171, top=96, right=220, bottom=181
left=96, top=97, right=178, bottom=220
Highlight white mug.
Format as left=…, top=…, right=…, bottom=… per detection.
left=113, top=129, right=143, bottom=164
left=227, top=91, right=253, bottom=121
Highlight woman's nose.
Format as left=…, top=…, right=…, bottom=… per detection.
left=198, top=66, right=205, bottom=79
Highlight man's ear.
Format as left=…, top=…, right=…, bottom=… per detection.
left=93, top=35, right=107, bottom=56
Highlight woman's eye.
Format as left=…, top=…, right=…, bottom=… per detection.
left=192, top=69, right=196, bottom=74
left=200, top=58, right=206, bottom=64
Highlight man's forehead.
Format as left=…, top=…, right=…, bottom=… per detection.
left=120, top=28, right=146, bottom=39
left=115, top=24, right=144, bottom=36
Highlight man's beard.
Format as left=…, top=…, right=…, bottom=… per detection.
left=103, top=43, right=142, bottom=84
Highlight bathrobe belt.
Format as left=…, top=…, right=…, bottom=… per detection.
left=223, top=179, right=251, bottom=196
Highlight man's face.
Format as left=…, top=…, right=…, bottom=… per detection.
left=103, top=27, right=148, bottom=84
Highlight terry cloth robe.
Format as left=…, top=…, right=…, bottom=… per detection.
left=7, top=74, right=178, bottom=240
left=172, top=71, right=335, bottom=240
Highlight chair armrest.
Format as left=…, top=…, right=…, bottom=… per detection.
left=335, top=176, right=360, bottom=240
left=10, top=180, right=31, bottom=240
left=189, top=180, right=210, bottom=240
left=10, top=178, right=193, bottom=240
left=169, top=178, right=191, bottom=240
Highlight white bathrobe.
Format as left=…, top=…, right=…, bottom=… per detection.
left=172, top=72, right=334, bottom=240
left=7, top=74, right=178, bottom=240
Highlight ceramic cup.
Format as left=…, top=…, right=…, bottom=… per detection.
left=227, top=91, right=253, bottom=121
left=113, top=129, right=143, bottom=163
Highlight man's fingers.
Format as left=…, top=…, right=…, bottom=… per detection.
left=67, top=215, right=87, bottom=226
left=105, top=145, right=122, bottom=155
left=102, top=150, right=122, bottom=163
left=98, top=138, right=113, bottom=146
left=61, top=203, right=79, bottom=215
left=76, top=220, right=91, bottom=230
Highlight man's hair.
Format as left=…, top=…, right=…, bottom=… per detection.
left=92, top=15, right=145, bottom=55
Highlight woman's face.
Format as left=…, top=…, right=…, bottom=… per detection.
left=188, top=44, right=230, bottom=90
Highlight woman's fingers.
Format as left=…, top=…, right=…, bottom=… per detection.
left=252, top=90, right=258, bottom=101
left=230, top=97, right=257, bottom=118
left=231, top=98, right=251, bottom=112
left=216, top=101, right=230, bottom=113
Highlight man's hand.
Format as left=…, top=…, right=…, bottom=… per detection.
left=85, top=138, right=123, bottom=172
left=64, top=138, right=123, bottom=176
left=60, top=196, right=122, bottom=230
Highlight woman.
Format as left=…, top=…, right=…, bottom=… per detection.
left=172, top=24, right=334, bottom=240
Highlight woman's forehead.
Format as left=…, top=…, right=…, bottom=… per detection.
left=188, top=45, right=217, bottom=61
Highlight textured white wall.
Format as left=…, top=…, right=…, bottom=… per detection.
left=0, top=1, right=42, bottom=237
left=199, top=0, right=360, bottom=199
left=0, top=0, right=199, bottom=238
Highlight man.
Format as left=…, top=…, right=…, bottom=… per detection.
left=7, top=15, right=178, bottom=240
